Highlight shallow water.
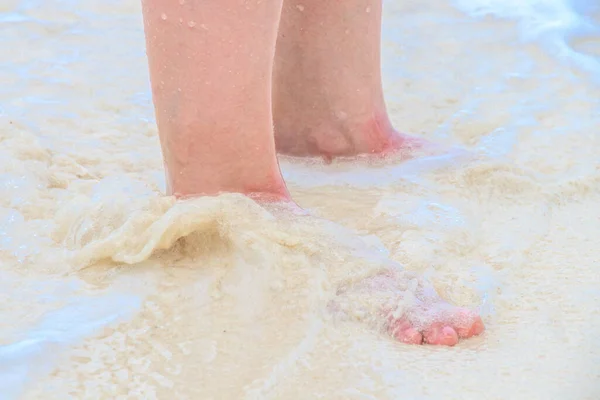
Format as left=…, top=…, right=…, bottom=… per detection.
left=1, top=0, right=599, bottom=398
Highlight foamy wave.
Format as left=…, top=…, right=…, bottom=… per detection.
left=55, top=191, right=267, bottom=267
left=0, top=294, right=141, bottom=400
left=454, top=0, right=586, bottom=34
left=454, top=0, right=600, bottom=78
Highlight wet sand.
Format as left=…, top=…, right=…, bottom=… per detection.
left=0, top=0, right=599, bottom=398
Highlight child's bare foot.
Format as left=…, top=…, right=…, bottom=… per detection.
left=273, top=0, right=428, bottom=161
left=274, top=110, right=428, bottom=161
left=143, top=0, right=484, bottom=346
left=334, top=272, right=485, bottom=346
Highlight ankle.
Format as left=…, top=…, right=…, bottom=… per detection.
left=168, top=164, right=290, bottom=200
left=162, top=123, right=290, bottom=199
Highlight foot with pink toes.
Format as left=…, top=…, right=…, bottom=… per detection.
left=388, top=308, right=485, bottom=346
left=335, top=272, right=485, bottom=347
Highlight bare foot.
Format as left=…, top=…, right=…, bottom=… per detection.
left=273, top=1, right=430, bottom=162
left=274, top=111, right=429, bottom=162
left=334, top=271, right=485, bottom=346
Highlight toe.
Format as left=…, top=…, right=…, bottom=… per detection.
left=394, top=326, right=423, bottom=345
left=388, top=319, right=424, bottom=345
left=423, top=323, right=459, bottom=346
left=453, top=310, right=485, bottom=338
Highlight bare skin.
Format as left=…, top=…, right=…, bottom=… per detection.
left=274, top=0, right=424, bottom=159
left=141, top=0, right=289, bottom=200
left=141, top=0, right=484, bottom=346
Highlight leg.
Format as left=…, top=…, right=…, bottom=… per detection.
left=274, top=1, right=484, bottom=345
left=273, top=0, right=423, bottom=159
left=141, top=0, right=483, bottom=346
left=142, top=0, right=288, bottom=200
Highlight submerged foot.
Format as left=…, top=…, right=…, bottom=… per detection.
left=334, top=271, right=485, bottom=346
left=275, top=112, right=431, bottom=162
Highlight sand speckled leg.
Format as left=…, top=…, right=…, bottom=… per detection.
left=141, top=0, right=289, bottom=200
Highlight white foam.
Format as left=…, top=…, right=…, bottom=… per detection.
left=0, top=294, right=141, bottom=399
left=454, top=0, right=600, bottom=77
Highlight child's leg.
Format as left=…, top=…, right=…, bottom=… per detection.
left=141, top=0, right=484, bottom=346
left=142, top=0, right=288, bottom=199
left=272, top=0, right=484, bottom=345
left=274, top=0, right=419, bottom=158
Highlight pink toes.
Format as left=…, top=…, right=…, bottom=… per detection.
left=388, top=319, right=459, bottom=346
left=387, top=310, right=485, bottom=346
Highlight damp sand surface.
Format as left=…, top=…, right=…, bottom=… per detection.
left=0, top=0, right=599, bottom=399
